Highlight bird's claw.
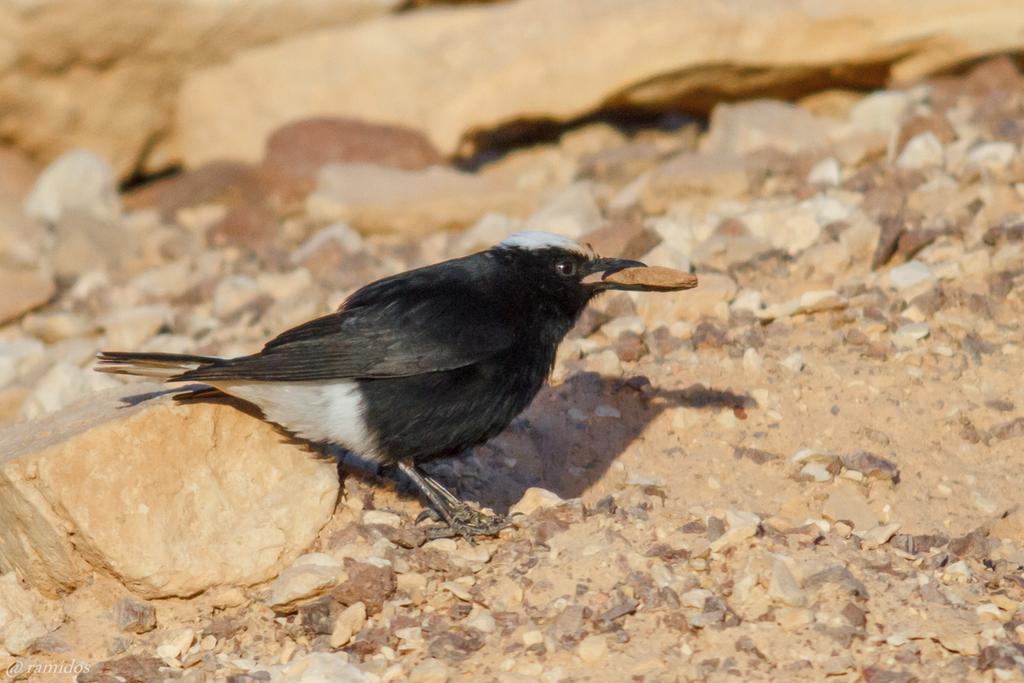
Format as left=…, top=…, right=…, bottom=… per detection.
left=415, top=508, right=442, bottom=525
left=423, top=505, right=512, bottom=543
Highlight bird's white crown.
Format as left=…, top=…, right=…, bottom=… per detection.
left=496, top=231, right=587, bottom=255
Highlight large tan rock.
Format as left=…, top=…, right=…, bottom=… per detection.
left=178, top=0, right=1024, bottom=166
left=0, top=0, right=400, bottom=178
left=0, top=382, right=339, bottom=598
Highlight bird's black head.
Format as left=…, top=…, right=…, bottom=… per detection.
left=487, top=231, right=680, bottom=339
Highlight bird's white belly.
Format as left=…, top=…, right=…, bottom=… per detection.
left=212, top=379, right=382, bottom=460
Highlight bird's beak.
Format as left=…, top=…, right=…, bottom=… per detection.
left=581, top=257, right=699, bottom=292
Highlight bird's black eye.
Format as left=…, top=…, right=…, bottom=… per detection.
left=555, top=260, right=577, bottom=277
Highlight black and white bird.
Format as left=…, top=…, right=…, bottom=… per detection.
left=97, top=232, right=696, bottom=538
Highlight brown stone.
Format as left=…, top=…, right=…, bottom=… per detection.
left=0, top=383, right=339, bottom=598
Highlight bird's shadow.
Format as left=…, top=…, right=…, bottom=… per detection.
left=402, top=372, right=756, bottom=514
left=119, top=373, right=756, bottom=515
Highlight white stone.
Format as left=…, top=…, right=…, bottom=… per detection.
left=467, top=610, right=497, bottom=634
left=24, top=149, right=121, bottom=223
left=20, top=362, right=121, bottom=421
left=524, top=182, right=601, bottom=240
left=362, top=510, right=402, bottom=527
left=967, top=142, right=1015, bottom=170
left=768, top=557, right=806, bottom=607
left=599, top=316, right=646, bottom=338
left=213, top=275, right=263, bottom=319
left=888, top=260, right=934, bottom=290
left=510, top=487, right=566, bottom=516
left=101, top=305, right=173, bottom=349
left=330, top=602, right=367, bottom=648
left=742, top=348, right=762, bottom=373
left=293, top=223, right=365, bottom=263
left=799, top=290, right=846, bottom=313
left=894, top=322, right=930, bottom=344
left=266, top=554, right=346, bottom=611
left=848, top=91, right=910, bottom=136
left=0, top=573, right=64, bottom=655
left=807, top=158, right=841, bottom=186
left=896, top=132, right=944, bottom=169
left=800, top=462, right=834, bottom=482
left=157, top=627, right=195, bottom=660
left=731, top=289, right=763, bottom=314
left=265, top=652, right=368, bottom=683
left=578, top=634, right=607, bottom=663
left=780, top=352, right=804, bottom=373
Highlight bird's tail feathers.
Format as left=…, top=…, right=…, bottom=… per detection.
left=94, top=351, right=224, bottom=380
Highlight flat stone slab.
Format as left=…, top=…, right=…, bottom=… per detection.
left=0, top=382, right=339, bottom=598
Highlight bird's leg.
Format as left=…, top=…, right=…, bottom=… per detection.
left=396, top=461, right=511, bottom=541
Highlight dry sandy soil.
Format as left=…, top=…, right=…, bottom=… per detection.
left=1, top=58, right=1024, bottom=682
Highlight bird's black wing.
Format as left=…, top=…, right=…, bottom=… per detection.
left=175, top=264, right=515, bottom=382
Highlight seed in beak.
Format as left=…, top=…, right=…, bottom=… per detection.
left=582, top=265, right=698, bottom=291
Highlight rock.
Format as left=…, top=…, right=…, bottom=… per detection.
left=0, top=147, right=39, bottom=206
left=266, top=554, right=346, bottom=612
left=114, top=596, right=157, bottom=634
left=0, top=573, right=64, bottom=655
left=1, top=0, right=402, bottom=179
left=636, top=272, right=736, bottom=324
left=177, top=0, right=1024, bottom=165
left=578, top=633, right=608, bottom=663
left=511, top=487, right=567, bottom=516
left=966, top=141, right=1015, bottom=170
left=524, top=181, right=601, bottom=239
left=807, top=157, right=841, bottom=186
left=329, top=601, right=366, bottom=648
left=893, top=322, right=930, bottom=346
left=261, top=117, right=443, bottom=200
left=768, top=557, right=807, bottom=607
left=306, top=163, right=545, bottom=235
left=740, top=202, right=822, bottom=255
left=601, top=316, right=646, bottom=339
left=895, top=132, right=944, bottom=169
left=24, top=150, right=121, bottom=223
left=839, top=452, right=899, bottom=481
left=0, top=269, right=55, bottom=325
left=22, top=311, right=95, bottom=343
left=799, top=290, right=846, bottom=313
left=756, top=290, right=847, bottom=321
left=50, top=211, right=139, bottom=279
left=467, top=610, right=497, bottom=634
left=888, top=260, right=934, bottom=290
left=709, top=510, right=761, bottom=552
left=409, top=658, right=449, bottom=683
left=643, top=152, right=749, bottom=210
left=20, top=362, right=122, bottom=421
left=212, top=274, right=263, bottom=319
left=701, top=99, right=837, bottom=156
left=293, top=223, right=365, bottom=263
left=799, top=462, right=834, bottom=482
left=822, top=483, right=879, bottom=530
left=156, top=627, right=194, bottom=661
left=934, top=630, right=980, bottom=656
left=0, top=382, right=340, bottom=598
left=847, top=91, right=910, bottom=137
left=100, top=305, right=173, bottom=349
left=265, top=652, right=369, bottom=683
left=0, top=338, right=47, bottom=389
left=330, top=560, right=396, bottom=615
left=857, top=523, right=900, bottom=548
left=780, top=353, right=805, bottom=373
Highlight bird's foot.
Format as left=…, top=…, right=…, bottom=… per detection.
left=422, top=504, right=513, bottom=542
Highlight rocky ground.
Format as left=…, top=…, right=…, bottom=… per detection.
left=1, top=56, right=1024, bottom=682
